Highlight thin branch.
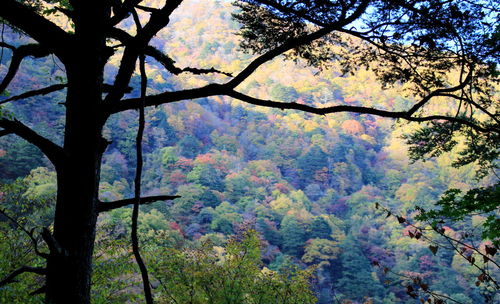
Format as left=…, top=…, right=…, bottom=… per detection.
left=0, top=84, right=67, bottom=106
left=0, top=119, right=64, bottom=168
left=29, top=285, right=47, bottom=296
left=227, top=0, right=371, bottom=89
left=105, top=0, right=183, bottom=105
left=0, top=208, right=49, bottom=259
left=0, top=44, right=51, bottom=94
left=0, top=266, right=46, bottom=287
left=135, top=5, right=160, bottom=13
left=226, top=90, right=497, bottom=134
left=0, top=41, right=16, bottom=51
left=131, top=7, right=154, bottom=303
left=406, top=69, right=474, bottom=116
left=97, top=195, right=180, bottom=212
left=107, top=28, right=232, bottom=77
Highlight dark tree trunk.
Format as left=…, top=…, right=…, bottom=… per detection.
left=44, top=4, right=109, bottom=302
left=44, top=64, right=104, bottom=304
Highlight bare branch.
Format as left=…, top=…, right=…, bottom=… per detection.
left=135, top=5, right=160, bottom=13
left=0, top=208, right=49, bottom=259
left=131, top=9, right=154, bottom=300
left=106, top=83, right=224, bottom=114
left=227, top=0, right=370, bottom=89
left=0, top=119, right=65, bottom=168
left=0, top=41, right=16, bottom=51
left=0, top=129, right=13, bottom=137
left=226, top=89, right=407, bottom=117
left=0, top=1, right=70, bottom=56
left=226, top=90, right=498, bottom=134
left=406, top=69, right=474, bottom=116
left=0, top=266, right=46, bottom=287
left=0, top=44, right=51, bottom=94
left=29, top=285, right=47, bottom=296
left=108, top=28, right=231, bottom=77
left=97, top=195, right=180, bottom=213
left=145, top=44, right=232, bottom=76
left=0, top=84, right=67, bottom=106
left=105, top=0, right=183, bottom=104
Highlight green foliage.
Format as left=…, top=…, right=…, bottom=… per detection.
left=416, top=183, right=500, bottom=246
left=280, top=215, right=307, bottom=257
left=152, top=230, right=317, bottom=304
left=405, top=122, right=499, bottom=179
left=335, top=234, right=385, bottom=302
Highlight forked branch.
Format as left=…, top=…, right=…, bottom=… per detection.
left=0, top=44, right=51, bottom=94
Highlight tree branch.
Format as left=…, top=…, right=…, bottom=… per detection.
left=97, top=195, right=180, bottom=213
left=0, top=84, right=67, bottom=106
left=406, top=69, right=474, bottom=116
left=0, top=44, right=51, bottom=94
left=106, top=83, right=224, bottom=114
left=0, top=208, right=49, bottom=259
left=107, top=28, right=232, bottom=77
left=0, top=129, right=13, bottom=137
left=226, top=90, right=498, bottom=134
left=131, top=11, right=154, bottom=299
left=227, top=0, right=370, bottom=89
left=0, top=1, right=70, bottom=55
left=0, top=266, right=46, bottom=287
left=104, top=0, right=183, bottom=104
left=0, top=119, right=64, bottom=168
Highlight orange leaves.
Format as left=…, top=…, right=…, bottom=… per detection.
left=341, top=119, right=365, bottom=135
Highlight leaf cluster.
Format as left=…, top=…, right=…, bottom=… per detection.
left=416, top=183, right=500, bottom=246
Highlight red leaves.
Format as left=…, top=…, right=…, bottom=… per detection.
left=406, top=285, right=418, bottom=299
left=408, top=229, right=422, bottom=240
left=485, top=245, right=497, bottom=256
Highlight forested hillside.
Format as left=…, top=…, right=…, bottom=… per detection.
left=0, top=1, right=498, bottom=303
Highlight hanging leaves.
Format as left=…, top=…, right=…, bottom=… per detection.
left=429, top=245, right=438, bottom=255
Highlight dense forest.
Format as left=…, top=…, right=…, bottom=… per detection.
left=0, top=0, right=499, bottom=303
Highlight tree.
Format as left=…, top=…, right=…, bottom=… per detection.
left=0, top=0, right=498, bottom=303
left=335, top=234, right=385, bottom=302
left=152, top=230, right=317, bottom=304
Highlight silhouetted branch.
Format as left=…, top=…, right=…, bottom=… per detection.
left=107, top=83, right=224, bottom=114
left=97, top=195, right=180, bottom=212
left=29, top=285, right=47, bottom=296
left=0, top=1, right=69, bottom=57
left=131, top=8, right=154, bottom=303
left=107, top=28, right=232, bottom=77
left=105, top=0, right=183, bottom=104
left=0, top=266, right=46, bottom=287
left=0, top=41, right=16, bottom=51
left=0, top=84, right=67, bottom=105
left=0, top=44, right=51, bottom=94
left=228, top=90, right=497, bottom=133
left=0, top=208, right=49, bottom=259
left=0, top=129, right=13, bottom=137
left=227, top=0, right=370, bottom=89
left=0, top=119, right=64, bottom=168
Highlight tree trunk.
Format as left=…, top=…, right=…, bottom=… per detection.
left=44, top=7, right=108, bottom=300
left=44, top=61, right=105, bottom=303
